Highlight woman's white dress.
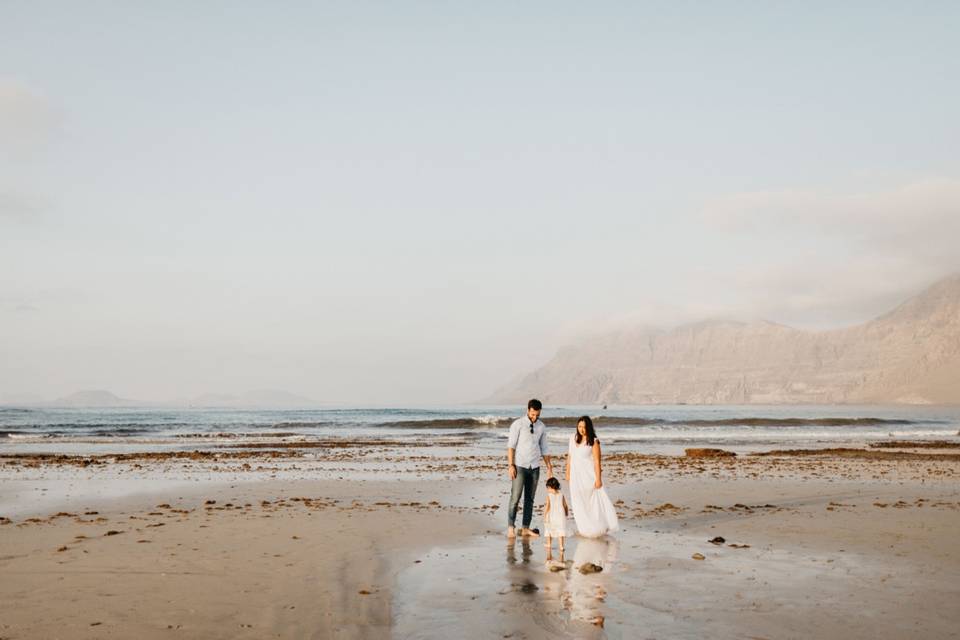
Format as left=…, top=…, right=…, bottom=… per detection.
left=543, top=492, right=568, bottom=537
left=568, top=434, right=619, bottom=537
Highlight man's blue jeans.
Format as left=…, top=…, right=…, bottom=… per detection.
left=507, top=465, right=540, bottom=529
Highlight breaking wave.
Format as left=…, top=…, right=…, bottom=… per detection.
left=373, top=416, right=918, bottom=429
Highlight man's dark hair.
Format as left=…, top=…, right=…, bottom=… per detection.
left=527, top=398, right=542, bottom=411
left=546, top=477, right=560, bottom=491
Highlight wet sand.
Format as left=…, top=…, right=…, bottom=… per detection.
left=2, top=442, right=959, bottom=639
left=0, top=479, right=487, bottom=639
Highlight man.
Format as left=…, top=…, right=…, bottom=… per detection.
left=506, top=398, right=554, bottom=538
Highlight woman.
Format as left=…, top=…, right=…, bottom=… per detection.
left=566, top=415, right=618, bottom=538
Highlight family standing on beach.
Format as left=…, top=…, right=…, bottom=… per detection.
left=506, top=399, right=619, bottom=550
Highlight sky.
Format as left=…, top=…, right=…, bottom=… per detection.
left=2, top=2, right=959, bottom=404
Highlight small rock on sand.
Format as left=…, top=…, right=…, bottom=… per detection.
left=579, top=563, right=603, bottom=574
left=708, top=536, right=726, bottom=545
left=692, top=553, right=706, bottom=560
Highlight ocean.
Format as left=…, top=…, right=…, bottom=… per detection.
left=2, top=404, right=958, bottom=457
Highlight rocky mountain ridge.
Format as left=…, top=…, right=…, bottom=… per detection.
left=487, top=275, right=960, bottom=405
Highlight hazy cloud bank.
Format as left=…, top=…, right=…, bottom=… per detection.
left=0, top=80, right=58, bottom=225
left=697, top=178, right=960, bottom=327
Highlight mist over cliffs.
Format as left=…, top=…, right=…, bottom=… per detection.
left=487, top=275, right=960, bottom=405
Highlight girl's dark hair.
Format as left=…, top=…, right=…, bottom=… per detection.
left=546, top=477, right=560, bottom=491
left=574, top=415, right=597, bottom=447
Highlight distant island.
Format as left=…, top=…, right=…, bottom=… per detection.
left=50, top=390, right=139, bottom=408
left=486, top=275, right=960, bottom=405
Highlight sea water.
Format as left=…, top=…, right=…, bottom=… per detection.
left=2, top=404, right=958, bottom=457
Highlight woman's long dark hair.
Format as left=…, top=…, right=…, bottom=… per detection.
left=574, top=415, right=597, bottom=446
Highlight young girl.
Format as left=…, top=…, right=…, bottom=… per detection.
left=543, top=476, right=569, bottom=561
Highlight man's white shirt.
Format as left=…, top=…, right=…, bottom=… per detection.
left=508, top=417, right=548, bottom=468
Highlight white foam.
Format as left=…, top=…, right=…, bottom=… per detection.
left=471, top=415, right=511, bottom=425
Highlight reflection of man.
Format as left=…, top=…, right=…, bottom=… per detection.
left=506, top=398, right=554, bottom=538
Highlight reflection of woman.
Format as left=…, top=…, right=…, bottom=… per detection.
left=565, top=535, right=619, bottom=623
left=565, top=416, right=619, bottom=538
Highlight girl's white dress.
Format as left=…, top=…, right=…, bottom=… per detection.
left=568, top=434, right=619, bottom=537
left=543, top=492, right=568, bottom=537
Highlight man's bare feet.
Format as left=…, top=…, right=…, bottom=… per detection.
left=521, top=528, right=540, bottom=538
left=507, top=526, right=516, bottom=538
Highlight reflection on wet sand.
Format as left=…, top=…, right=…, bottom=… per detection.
left=506, top=534, right=618, bottom=628
left=392, top=533, right=613, bottom=638
left=564, top=536, right=619, bottom=626
left=573, top=535, right=619, bottom=568
left=505, top=537, right=534, bottom=565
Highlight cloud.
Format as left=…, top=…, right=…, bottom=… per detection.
left=0, top=80, right=58, bottom=224
left=0, top=79, right=60, bottom=154
left=699, top=178, right=960, bottom=327
left=1, top=300, right=39, bottom=314
left=703, top=178, right=960, bottom=252
left=0, top=191, right=44, bottom=221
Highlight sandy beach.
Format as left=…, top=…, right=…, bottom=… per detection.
left=2, top=437, right=959, bottom=640
left=1, top=478, right=484, bottom=639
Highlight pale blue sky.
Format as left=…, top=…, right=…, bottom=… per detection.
left=2, top=2, right=959, bottom=403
